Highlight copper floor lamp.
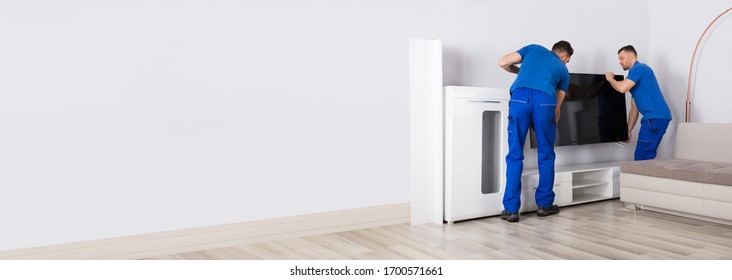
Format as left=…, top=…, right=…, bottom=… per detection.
left=686, top=7, right=732, bottom=122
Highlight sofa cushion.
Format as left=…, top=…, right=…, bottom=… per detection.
left=676, top=123, right=732, bottom=164
left=620, top=159, right=732, bottom=186
left=708, top=166, right=732, bottom=186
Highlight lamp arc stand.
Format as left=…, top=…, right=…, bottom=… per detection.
left=686, top=7, right=732, bottom=122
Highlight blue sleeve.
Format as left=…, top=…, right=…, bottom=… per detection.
left=626, top=64, right=645, bottom=83
left=516, top=44, right=536, bottom=57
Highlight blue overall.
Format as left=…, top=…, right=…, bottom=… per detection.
left=635, top=118, right=670, bottom=160
left=503, top=87, right=557, bottom=213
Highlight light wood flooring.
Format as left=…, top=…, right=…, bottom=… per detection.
left=144, top=199, right=732, bottom=260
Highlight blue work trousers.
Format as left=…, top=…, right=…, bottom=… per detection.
left=503, top=88, right=557, bottom=213
left=635, top=118, right=670, bottom=161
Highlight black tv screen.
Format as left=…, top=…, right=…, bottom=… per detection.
left=530, top=73, right=628, bottom=148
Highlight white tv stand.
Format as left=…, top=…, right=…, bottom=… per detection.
left=519, top=161, right=620, bottom=212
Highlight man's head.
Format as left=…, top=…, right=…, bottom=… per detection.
left=552, top=40, right=574, bottom=64
left=617, top=45, right=638, bottom=71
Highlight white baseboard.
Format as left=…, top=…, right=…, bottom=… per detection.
left=0, top=203, right=410, bottom=260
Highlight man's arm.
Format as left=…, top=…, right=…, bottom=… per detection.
left=555, top=89, right=566, bottom=123
left=498, top=52, right=522, bottom=74
left=605, top=72, right=636, bottom=93
left=626, top=98, right=639, bottom=143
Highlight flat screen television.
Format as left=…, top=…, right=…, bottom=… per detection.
left=530, top=73, right=628, bottom=148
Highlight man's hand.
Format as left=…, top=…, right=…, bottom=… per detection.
left=625, top=131, right=631, bottom=143
left=605, top=72, right=615, bottom=82
left=555, top=107, right=561, bottom=123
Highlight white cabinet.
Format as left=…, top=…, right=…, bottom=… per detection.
left=443, top=86, right=509, bottom=223
left=520, top=162, right=618, bottom=213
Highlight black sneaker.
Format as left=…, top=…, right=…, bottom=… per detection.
left=537, top=205, right=560, bottom=217
left=500, top=210, right=519, bottom=222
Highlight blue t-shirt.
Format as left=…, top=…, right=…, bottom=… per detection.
left=509, top=44, right=570, bottom=98
left=626, top=61, right=672, bottom=120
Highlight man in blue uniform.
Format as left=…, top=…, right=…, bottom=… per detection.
left=497, top=41, right=573, bottom=223
left=605, top=45, right=672, bottom=161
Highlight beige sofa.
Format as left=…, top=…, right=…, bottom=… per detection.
left=620, top=122, right=732, bottom=224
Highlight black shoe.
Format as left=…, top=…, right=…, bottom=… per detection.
left=537, top=205, right=560, bottom=217
left=500, top=210, right=519, bottom=222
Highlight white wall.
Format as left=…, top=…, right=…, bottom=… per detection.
left=648, top=1, right=732, bottom=159
left=0, top=0, right=647, bottom=250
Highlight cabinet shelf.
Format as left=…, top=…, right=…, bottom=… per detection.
left=520, top=163, right=618, bottom=213
left=573, top=193, right=611, bottom=204
left=572, top=179, right=607, bottom=189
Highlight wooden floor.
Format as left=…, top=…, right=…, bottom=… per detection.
left=145, top=199, right=732, bottom=260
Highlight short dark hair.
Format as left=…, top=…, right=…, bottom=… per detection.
left=552, top=40, right=574, bottom=56
left=618, top=45, right=637, bottom=56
